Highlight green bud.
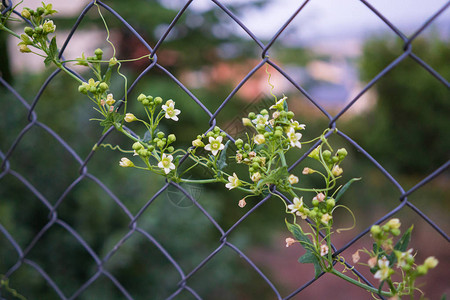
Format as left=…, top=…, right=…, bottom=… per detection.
left=416, top=265, right=428, bottom=276
left=78, top=85, right=88, bottom=94
left=312, top=199, right=319, bottom=207
left=260, top=109, right=268, bottom=115
left=390, top=228, right=401, bottom=236
left=109, top=57, right=118, bottom=66
left=206, top=131, right=214, bottom=138
left=157, top=141, right=165, bottom=149
left=382, top=224, right=390, bottom=232
left=132, top=142, right=143, bottom=150
left=263, top=132, right=270, bottom=138
left=322, top=150, right=331, bottom=161
left=154, top=96, right=163, bottom=105
left=153, top=138, right=159, bottom=143
left=248, top=112, right=256, bottom=119
left=167, top=146, right=174, bottom=153
left=147, top=145, right=155, bottom=152
left=89, top=86, right=97, bottom=94
left=21, top=9, right=31, bottom=19
left=370, top=225, right=382, bottom=236
left=220, top=132, right=226, bottom=137
left=274, top=130, right=283, bottom=138
left=146, top=95, right=153, bottom=101
left=249, top=167, right=254, bottom=173
left=287, top=111, right=294, bottom=119
left=168, top=134, right=176, bottom=143
left=157, top=132, right=165, bottom=139
left=252, top=162, right=259, bottom=169
left=280, top=111, right=287, bottom=118
left=337, top=148, right=348, bottom=158
left=326, top=199, right=335, bottom=209
left=309, top=210, right=317, bottom=218
left=406, top=256, right=415, bottom=265
left=214, top=126, right=220, bottom=133
left=235, top=138, right=243, bottom=148
left=137, top=149, right=149, bottom=157
left=35, top=26, right=43, bottom=34
left=244, top=143, right=250, bottom=150
left=256, top=124, right=265, bottom=131
left=24, top=27, right=34, bottom=36
left=99, top=82, right=109, bottom=91
left=94, top=48, right=103, bottom=59
left=36, top=7, right=45, bottom=16
left=137, top=94, right=146, bottom=102
left=142, top=99, right=150, bottom=106
left=332, top=156, right=339, bottom=163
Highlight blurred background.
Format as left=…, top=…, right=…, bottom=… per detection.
left=0, top=0, right=449, bottom=299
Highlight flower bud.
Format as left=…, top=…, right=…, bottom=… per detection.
left=154, top=96, right=163, bottom=105
left=21, top=9, right=31, bottom=19
left=35, top=26, right=43, bottom=35
left=19, top=44, right=31, bottom=53
left=24, top=27, right=34, bottom=36
left=109, top=57, right=118, bottom=66
left=238, top=199, right=247, bottom=208
left=391, top=229, right=401, bottom=236
left=137, top=94, right=146, bottom=102
left=387, top=218, right=401, bottom=230
left=326, top=198, right=335, bottom=209
left=94, top=48, right=103, bottom=59
left=285, top=237, right=296, bottom=248
left=192, top=139, right=204, bottom=147
left=99, top=82, right=109, bottom=91
left=370, top=225, right=382, bottom=236
left=416, top=265, right=428, bottom=276
left=248, top=112, right=256, bottom=119
left=286, top=111, right=294, bottom=119
left=424, top=256, right=438, bottom=269
left=168, top=134, right=176, bottom=143
left=167, top=146, right=174, bottom=153
left=124, top=113, right=137, bottom=122
left=242, top=118, right=252, bottom=126
left=78, top=85, right=88, bottom=94
left=119, top=157, right=134, bottom=167
left=260, top=109, right=268, bottom=115
left=337, top=148, right=348, bottom=159
left=36, top=7, right=45, bottom=16
left=235, top=138, right=243, bottom=148
left=302, top=167, right=312, bottom=175
left=132, top=142, right=144, bottom=150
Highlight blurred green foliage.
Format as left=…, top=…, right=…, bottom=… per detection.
left=355, top=34, right=450, bottom=175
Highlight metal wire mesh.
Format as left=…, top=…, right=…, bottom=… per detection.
left=1, top=0, right=449, bottom=299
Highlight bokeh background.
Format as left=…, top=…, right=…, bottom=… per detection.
left=1, top=0, right=449, bottom=299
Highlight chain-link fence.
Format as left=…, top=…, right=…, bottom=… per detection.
left=1, top=0, right=449, bottom=299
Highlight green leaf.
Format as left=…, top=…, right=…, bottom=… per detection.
left=256, top=166, right=289, bottom=190
left=335, top=177, right=361, bottom=202
left=283, top=97, right=289, bottom=111
left=49, top=36, right=57, bottom=57
left=298, top=252, right=322, bottom=278
left=285, top=220, right=312, bottom=249
left=394, top=225, right=413, bottom=252
left=217, top=140, right=230, bottom=170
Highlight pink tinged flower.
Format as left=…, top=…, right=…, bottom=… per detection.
left=352, top=251, right=360, bottom=264
left=302, top=167, right=311, bottom=175
left=162, top=100, right=181, bottom=121
left=124, top=113, right=137, bottom=122
left=313, top=192, right=326, bottom=202
left=251, top=172, right=261, bottom=182
left=368, top=256, right=378, bottom=268
left=374, top=256, right=391, bottom=281
left=204, top=136, right=225, bottom=156
left=285, top=238, right=296, bottom=247
left=158, top=153, right=175, bottom=174
left=287, top=128, right=302, bottom=148
left=320, top=244, right=329, bottom=256
left=238, top=199, right=247, bottom=208
left=225, top=173, right=240, bottom=190
left=287, top=197, right=303, bottom=214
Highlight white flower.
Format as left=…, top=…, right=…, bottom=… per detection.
left=396, top=248, right=414, bottom=268
left=291, top=120, right=306, bottom=131
left=287, top=197, right=303, bottom=214
left=158, top=153, right=175, bottom=174
left=252, top=114, right=269, bottom=126
left=288, top=174, right=299, bottom=185
left=119, top=157, right=134, bottom=168
left=321, top=213, right=332, bottom=225
left=287, top=128, right=302, bottom=148
left=225, top=173, right=240, bottom=190
left=320, top=244, right=329, bottom=256
left=270, top=96, right=287, bottom=110
left=251, top=172, right=261, bottom=182
left=106, top=93, right=115, bottom=105
left=42, top=20, right=56, bottom=34
left=254, top=134, right=265, bottom=145
left=374, top=256, right=391, bottom=281
left=162, top=100, right=181, bottom=121
left=204, top=136, right=225, bottom=156
left=332, top=165, right=343, bottom=176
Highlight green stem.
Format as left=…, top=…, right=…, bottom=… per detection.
left=0, top=24, right=21, bottom=38
left=179, top=178, right=219, bottom=184
left=330, top=269, right=393, bottom=297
